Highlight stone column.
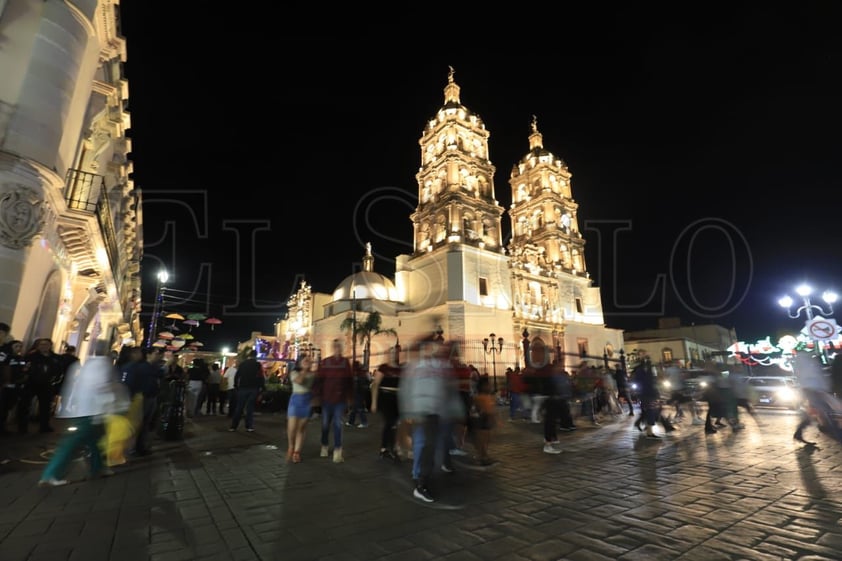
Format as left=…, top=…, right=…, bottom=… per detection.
left=0, top=156, right=49, bottom=328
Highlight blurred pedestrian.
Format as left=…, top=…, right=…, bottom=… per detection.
left=473, top=376, right=498, bottom=465
left=370, top=358, right=402, bottom=461
left=205, top=362, right=222, bottom=415
left=398, top=334, right=461, bottom=503
left=312, top=339, right=354, bottom=463
left=38, top=343, right=130, bottom=487
left=793, top=353, right=835, bottom=445
left=229, top=350, right=265, bottom=432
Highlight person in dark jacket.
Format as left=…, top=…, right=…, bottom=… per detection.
left=22, top=338, right=65, bottom=433
left=312, top=339, right=354, bottom=463
left=123, top=347, right=164, bottom=455
left=229, top=350, right=265, bottom=432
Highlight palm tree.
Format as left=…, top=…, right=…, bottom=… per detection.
left=339, top=310, right=397, bottom=371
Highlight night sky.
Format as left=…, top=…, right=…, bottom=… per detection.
left=119, top=3, right=842, bottom=352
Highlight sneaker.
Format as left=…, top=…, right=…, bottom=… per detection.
left=356, top=423, right=368, bottom=429
left=332, top=449, right=344, bottom=463
left=344, top=421, right=353, bottom=427
left=543, top=444, right=562, bottom=454
left=448, top=448, right=468, bottom=457
left=246, top=428, right=255, bottom=432
left=794, top=433, right=816, bottom=445
left=413, top=486, right=434, bottom=503
left=441, top=464, right=455, bottom=473
left=320, top=446, right=329, bottom=458
left=379, top=449, right=397, bottom=461
left=38, top=478, right=68, bottom=487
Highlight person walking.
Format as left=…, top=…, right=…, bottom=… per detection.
left=792, top=353, right=835, bottom=445
left=205, top=362, right=222, bottom=415
left=613, top=364, right=635, bottom=416
left=185, top=358, right=210, bottom=417
left=346, top=361, right=370, bottom=428
left=229, top=350, right=265, bottom=432
left=38, top=345, right=130, bottom=487
left=312, top=339, right=354, bottom=463
left=370, top=359, right=402, bottom=461
left=286, top=355, right=315, bottom=463
left=223, top=358, right=239, bottom=418
left=398, top=334, right=459, bottom=503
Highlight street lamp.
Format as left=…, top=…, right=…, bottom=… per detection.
left=146, top=269, right=169, bottom=349
left=779, top=283, right=838, bottom=364
left=483, top=333, right=504, bottom=394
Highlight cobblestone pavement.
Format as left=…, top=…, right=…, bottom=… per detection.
left=1, top=405, right=841, bottom=561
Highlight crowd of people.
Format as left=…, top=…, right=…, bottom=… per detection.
left=6, top=319, right=842, bottom=502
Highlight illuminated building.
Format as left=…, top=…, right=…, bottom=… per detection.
left=0, top=1, right=142, bottom=353
left=283, top=69, right=624, bottom=375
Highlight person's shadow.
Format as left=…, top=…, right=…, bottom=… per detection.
left=795, top=443, right=826, bottom=500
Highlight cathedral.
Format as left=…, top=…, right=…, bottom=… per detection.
left=280, top=69, right=624, bottom=376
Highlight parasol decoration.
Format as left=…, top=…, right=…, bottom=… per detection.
left=205, top=317, right=223, bottom=331
left=165, top=312, right=185, bottom=329
left=187, top=313, right=207, bottom=321
left=183, top=319, right=200, bottom=331
left=171, top=339, right=186, bottom=348
left=179, top=333, right=194, bottom=340
left=153, top=340, right=167, bottom=348
left=157, top=331, right=175, bottom=340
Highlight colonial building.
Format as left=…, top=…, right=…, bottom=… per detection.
left=279, top=69, right=624, bottom=376
left=623, top=317, right=739, bottom=368
left=0, top=1, right=143, bottom=354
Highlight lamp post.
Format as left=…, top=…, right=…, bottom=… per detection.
left=146, top=269, right=169, bottom=349
left=483, top=333, right=504, bottom=394
left=778, top=283, right=838, bottom=365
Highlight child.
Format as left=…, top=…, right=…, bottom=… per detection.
left=473, top=376, right=498, bottom=465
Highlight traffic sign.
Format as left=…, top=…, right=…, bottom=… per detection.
left=803, top=317, right=840, bottom=341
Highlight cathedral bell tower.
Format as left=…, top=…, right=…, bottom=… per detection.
left=508, top=117, right=593, bottom=326
left=410, top=67, right=504, bottom=255
left=399, top=68, right=512, bottom=341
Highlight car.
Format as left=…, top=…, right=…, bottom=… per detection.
left=746, top=375, right=802, bottom=409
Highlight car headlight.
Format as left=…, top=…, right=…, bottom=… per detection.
left=663, top=380, right=672, bottom=389
left=777, top=387, right=796, bottom=402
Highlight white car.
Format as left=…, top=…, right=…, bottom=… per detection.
left=746, top=376, right=802, bottom=409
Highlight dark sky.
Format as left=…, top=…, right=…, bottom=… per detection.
left=119, top=3, right=842, bottom=352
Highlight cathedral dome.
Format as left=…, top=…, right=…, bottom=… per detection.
left=331, top=271, right=400, bottom=302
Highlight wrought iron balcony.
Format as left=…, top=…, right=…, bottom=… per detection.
left=63, top=168, right=120, bottom=283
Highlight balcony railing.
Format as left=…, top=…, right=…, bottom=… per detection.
left=63, top=168, right=120, bottom=283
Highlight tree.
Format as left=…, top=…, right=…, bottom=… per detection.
left=339, top=310, right=397, bottom=371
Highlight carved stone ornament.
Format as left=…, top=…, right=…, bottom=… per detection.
left=0, top=185, right=45, bottom=249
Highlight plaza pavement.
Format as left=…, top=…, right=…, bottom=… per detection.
left=1, top=404, right=841, bottom=561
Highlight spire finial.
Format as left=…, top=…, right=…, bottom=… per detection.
left=448, top=65, right=455, bottom=83
left=531, top=115, right=539, bottom=133
left=362, top=242, right=374, bottom=272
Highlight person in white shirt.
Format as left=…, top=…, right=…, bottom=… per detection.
left=222, top=359, right=239, bottom=419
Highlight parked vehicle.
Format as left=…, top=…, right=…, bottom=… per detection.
left=746, top=375, right=801, bottom=409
